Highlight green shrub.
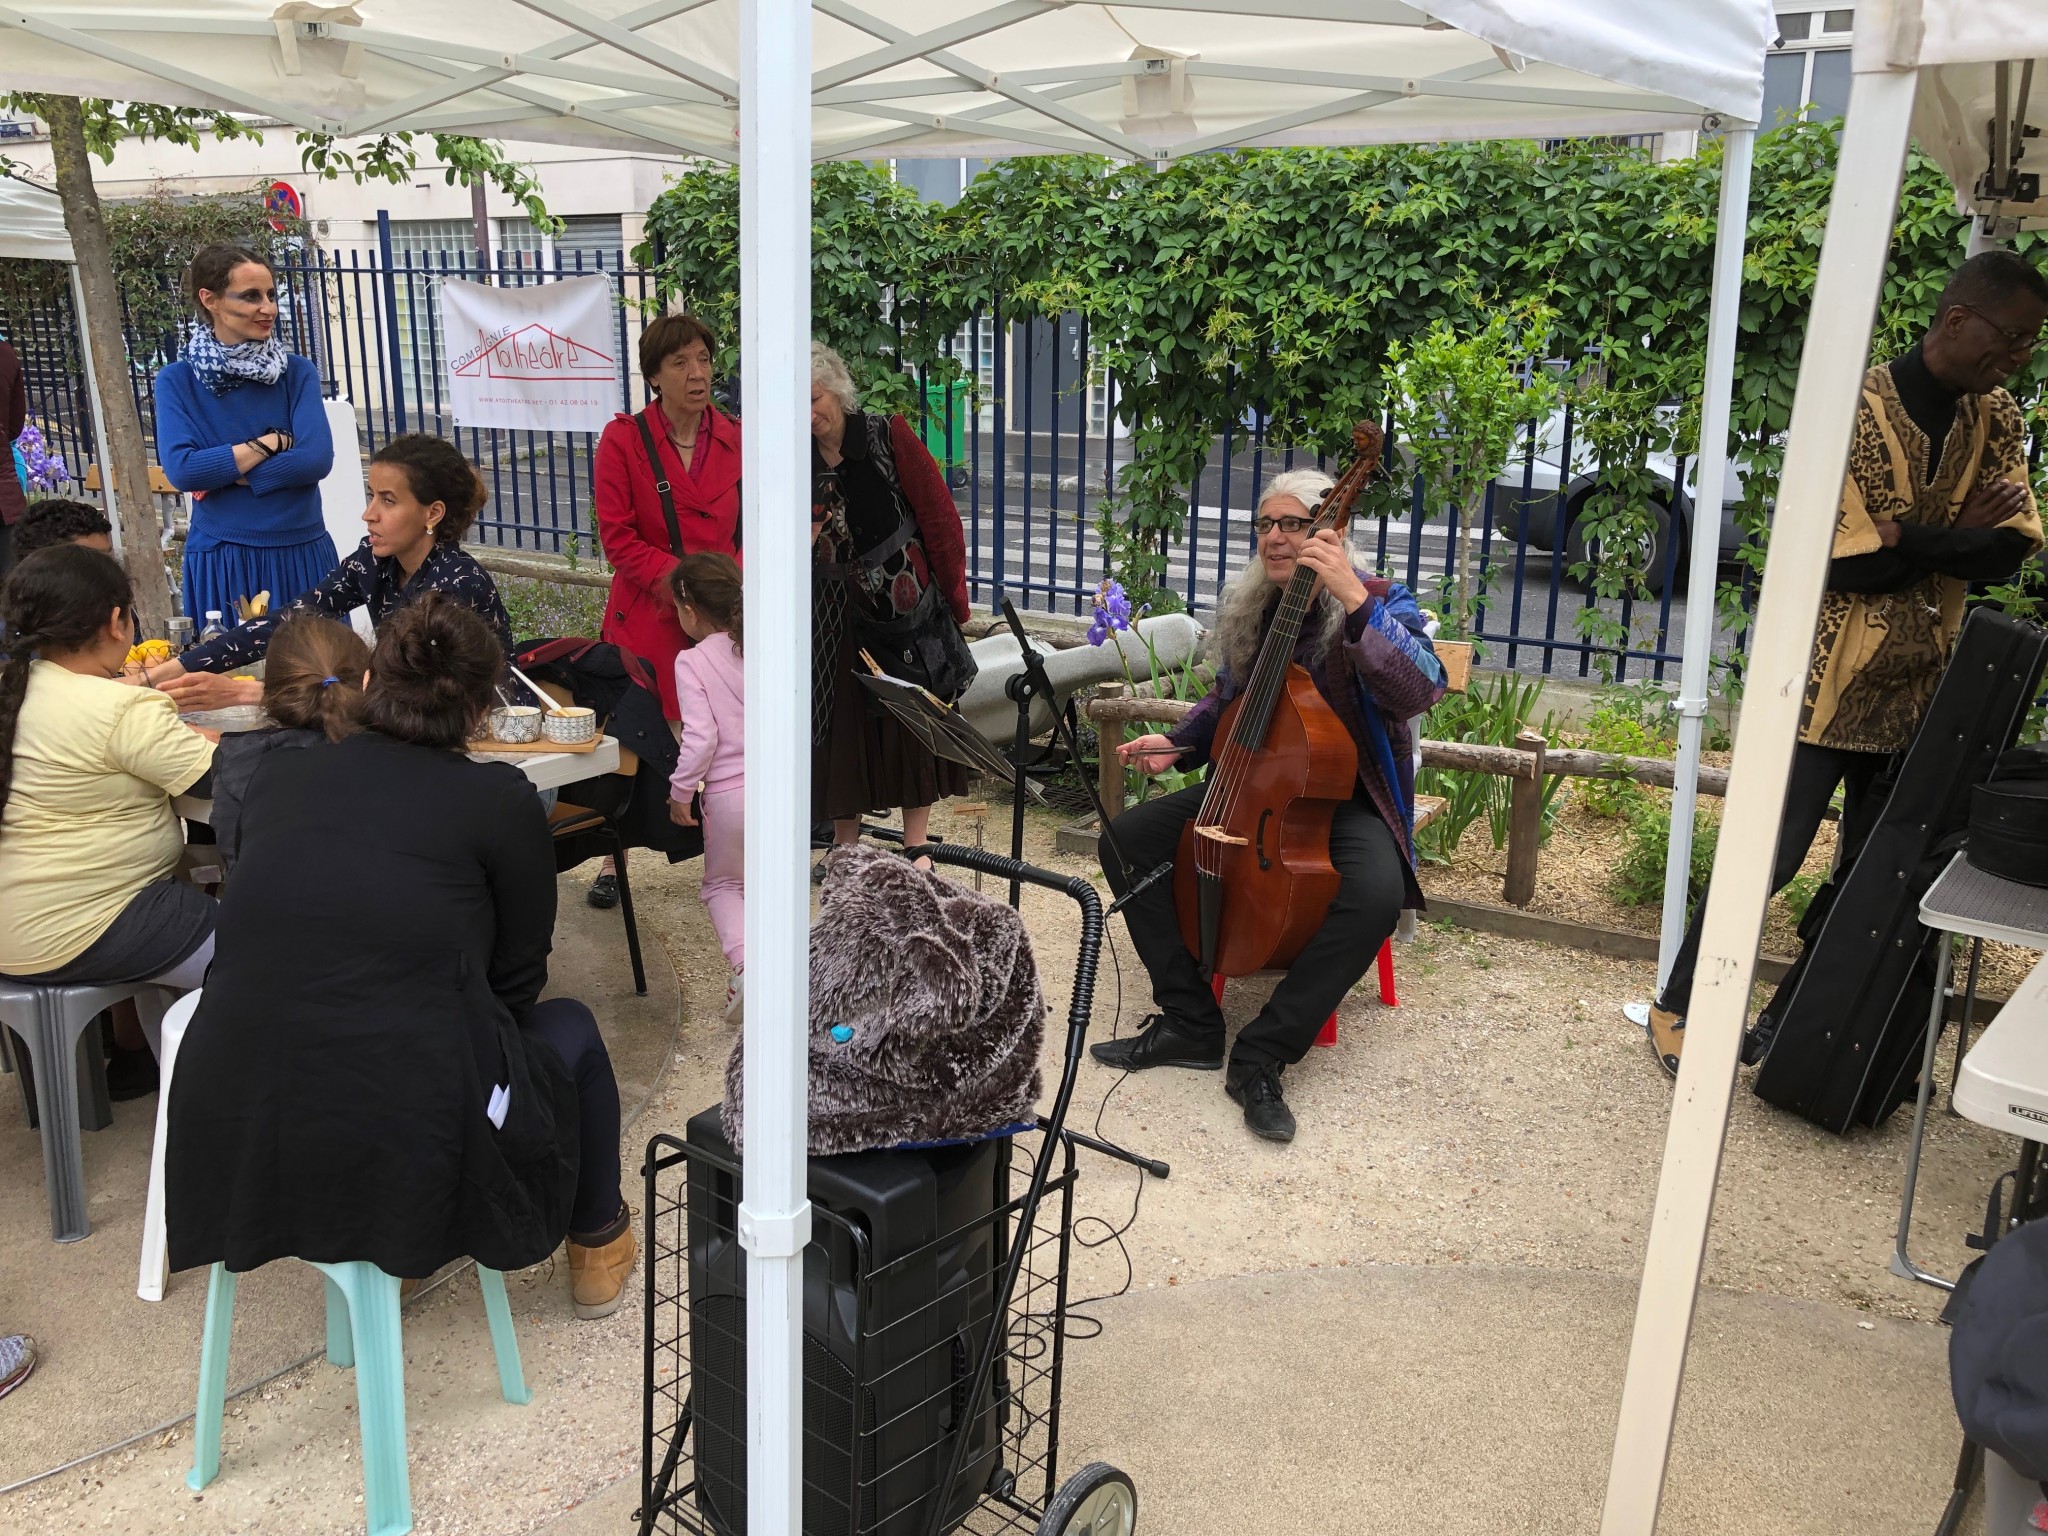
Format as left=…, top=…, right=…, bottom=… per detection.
left=1415, top=672, right=1565, bottom=864
left=499, top=576, right=608, bottom=643
left=1612, top=799, right=1718, bottom=909
left=1779, top=871, right=1822, bottom=925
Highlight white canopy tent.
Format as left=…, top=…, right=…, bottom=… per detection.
left=0, top=171, right=119, bottom=553
left=0, top=4, right=1773, bottom=1532
left=0, top=1, right=1767, bottom=163
left=0, top=0, right=1761, bottom=1047
left=1609, top=1, right=2048, bottom=1530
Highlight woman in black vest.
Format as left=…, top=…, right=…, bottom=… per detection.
left=166, top=595, right=637, bottom=1319
left=809, top=342, right=972, bottom=867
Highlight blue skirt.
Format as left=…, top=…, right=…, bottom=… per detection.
left=182, top=532, right=338, bottom=624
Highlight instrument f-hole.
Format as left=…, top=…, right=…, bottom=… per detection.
left=1255, top=808, right=1273, bottom=870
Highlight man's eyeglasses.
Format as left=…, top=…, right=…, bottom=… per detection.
left=1957, top=303, right=2047, bottom=353
left=1252, top=514, right=1317, bottom=537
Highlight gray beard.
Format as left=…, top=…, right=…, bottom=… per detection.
left=1209, top=559, right=1347, bottom=683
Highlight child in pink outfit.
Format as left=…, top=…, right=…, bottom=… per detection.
left=666, top=554, right=746, bottom=1021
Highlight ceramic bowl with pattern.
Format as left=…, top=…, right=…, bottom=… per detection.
left=543, top=706, right=597, bottom=745
left=489, top=705, right=543, bottom=743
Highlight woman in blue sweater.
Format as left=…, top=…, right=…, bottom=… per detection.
left=155, top=244, right=336, bottom=624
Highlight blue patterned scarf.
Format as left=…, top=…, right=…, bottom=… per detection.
left=184, top=325, right=289, bottom=395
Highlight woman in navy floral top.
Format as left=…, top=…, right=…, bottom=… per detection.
left=139, top=436, right=512, bottom=708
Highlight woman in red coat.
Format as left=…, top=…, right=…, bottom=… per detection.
left=590, top=313, right=741, bottom=907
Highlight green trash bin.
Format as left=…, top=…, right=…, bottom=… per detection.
left=919, top=378, right=971, bottom=489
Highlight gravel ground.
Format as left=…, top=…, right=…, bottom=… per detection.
left=5, top=803, right=2019, bottom=1532
left=1424, top=780, right=2040, bottom=999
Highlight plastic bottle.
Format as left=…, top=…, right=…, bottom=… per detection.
left=197, top=610, right=226, bottom=646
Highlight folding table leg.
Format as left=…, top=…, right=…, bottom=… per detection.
left=1890, top=931, right=1954, bottom=1291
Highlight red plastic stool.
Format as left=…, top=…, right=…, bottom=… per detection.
left=1210, top=939, right=1398, bottom=1049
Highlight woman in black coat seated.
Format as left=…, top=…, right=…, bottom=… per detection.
left=166, top=594, right=637, bottom=1319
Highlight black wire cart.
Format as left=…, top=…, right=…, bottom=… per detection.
left=640, top=842, right=1160, bottom=1536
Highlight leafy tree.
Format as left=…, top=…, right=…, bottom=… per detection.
left=3, top=93, right=556, bottom=631
left=1385, top=313, right=1558, bottom=637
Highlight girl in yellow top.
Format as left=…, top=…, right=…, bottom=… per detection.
left=0, top=546, right=217, bottom=998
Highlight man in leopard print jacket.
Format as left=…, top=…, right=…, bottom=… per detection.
left=1645, top=250, right=2046, bottom=1077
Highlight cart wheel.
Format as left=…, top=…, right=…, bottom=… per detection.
left=1036, top=1462, right=1137, bottom=1536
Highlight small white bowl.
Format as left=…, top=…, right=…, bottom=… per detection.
left=543, top=706, right=597, bottom=744
left=489, top=705, right=543, bottom=743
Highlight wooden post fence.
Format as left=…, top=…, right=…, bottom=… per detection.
left=1083, top=694, right=1729, bottom=908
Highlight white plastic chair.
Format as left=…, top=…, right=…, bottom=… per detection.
left=138, top=988, right=203, bottom=1302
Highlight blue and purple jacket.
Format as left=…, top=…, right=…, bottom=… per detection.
left=1166, top=575, right=1445, bottom=892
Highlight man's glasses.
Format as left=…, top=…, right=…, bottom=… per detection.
left=1957, top=303, right=2047, bottom=353
left=1252, top=514, right=1317, bottom=537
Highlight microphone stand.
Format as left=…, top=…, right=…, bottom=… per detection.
left=998, top=597, right=1176, bottom=915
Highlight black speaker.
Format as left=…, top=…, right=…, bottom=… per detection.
left=684, top=1107, right=1008, bottom=1536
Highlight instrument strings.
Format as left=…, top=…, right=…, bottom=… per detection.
left=1192, top=501, right=1336, bottom=877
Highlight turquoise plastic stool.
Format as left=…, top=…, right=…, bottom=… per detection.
left=188, top=1260, right=531, bottom=1536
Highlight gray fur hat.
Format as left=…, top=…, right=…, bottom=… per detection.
left=722, top=844, right=1045, bottom=1155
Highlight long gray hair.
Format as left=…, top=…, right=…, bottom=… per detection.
left=1209, top=468, right=1350, bottom=682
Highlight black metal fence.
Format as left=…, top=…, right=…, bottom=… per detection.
left=9, top=246, right=1758, bottom=682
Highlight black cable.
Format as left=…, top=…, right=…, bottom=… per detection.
left=1056, top=919, right=1149, bottom=1340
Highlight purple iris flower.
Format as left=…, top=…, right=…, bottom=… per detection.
left=1088, top=577, right=1134, bottom=646
left=18, top=424, right=69, bottom=493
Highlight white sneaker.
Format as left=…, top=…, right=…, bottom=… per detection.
left=724, top=970, right=744, bottom=1024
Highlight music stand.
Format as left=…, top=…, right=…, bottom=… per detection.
left=855, top=652, right=1044, bottom=800
left=994, top=599, right=1174, bottom=913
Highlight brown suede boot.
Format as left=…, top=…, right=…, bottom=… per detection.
left=1647, top=1006, right=1686, bottom=1080
left=567, top=1208, right=636, bottom=1320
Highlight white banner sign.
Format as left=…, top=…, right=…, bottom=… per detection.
left=441, top=275, right=620, bottom=433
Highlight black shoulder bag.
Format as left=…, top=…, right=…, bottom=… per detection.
left=830, top=414, right=976, bottom=703
left=632, top=409, right=741, bottom=557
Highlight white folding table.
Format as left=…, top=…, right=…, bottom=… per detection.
left=1892, top=852, right=2048, bottom=1292
left=172, top=735, right=622, bottom=824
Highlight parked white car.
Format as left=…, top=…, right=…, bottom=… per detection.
left=1489, top=406, right=1758, bottom=596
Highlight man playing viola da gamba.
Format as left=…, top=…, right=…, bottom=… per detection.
left=1094, top=467, right=1447, bottom=1143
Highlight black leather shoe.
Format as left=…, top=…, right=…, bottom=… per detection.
left=1226, top=1063, right=1297, bottom=1143
left=1089, top=1013, right=1223, bottom=1072
left=105, top=1045, right=160, bottom=1102
left=586, top=872, right=620, bottom=910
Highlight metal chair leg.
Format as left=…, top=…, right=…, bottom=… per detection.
left=1932, top=1437, right=1981, bottom=1536
left=29, top=994, right=93, bottom=1242
left=610, top=834, right=648, bottom=998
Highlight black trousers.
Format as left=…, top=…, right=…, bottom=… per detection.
left=526, top=997, right=624, bottom=1238
left=1102, top=783, right=1405, bottom=1072
left=1656, top=741, right=1891, bottom=1015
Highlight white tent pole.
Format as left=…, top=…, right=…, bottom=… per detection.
left=737, top=0, right=812, bottom=1528
left=1599, top=58, right=1918, bottom=1536
left=68, top=262, right=122, bottom=560
left=1656, top=124, right=1754, bottom=991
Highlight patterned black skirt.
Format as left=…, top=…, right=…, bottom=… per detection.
left=810, top=574, right=967, bottom=823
